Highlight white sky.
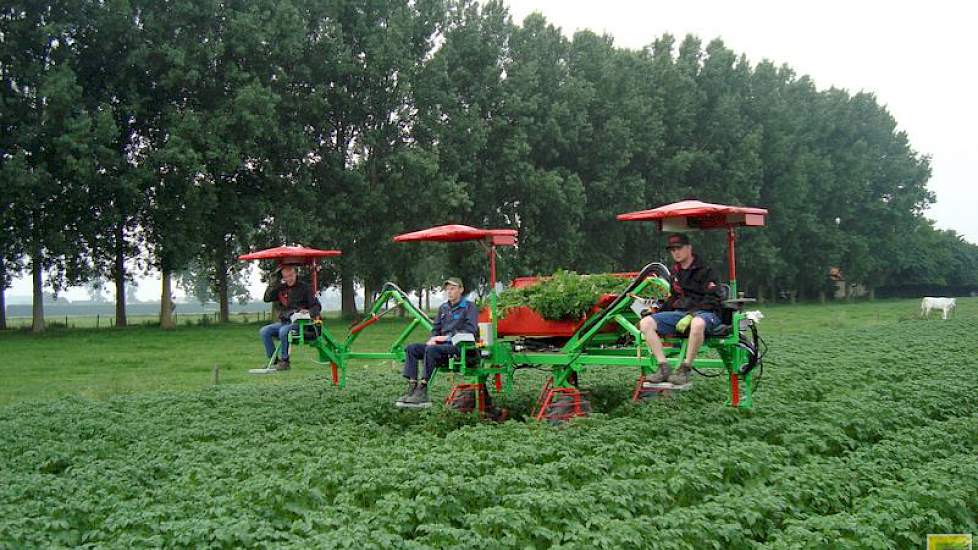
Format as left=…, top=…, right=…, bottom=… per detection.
left=501, top=0, right=976, bottom=242
left=8, top=0, right=976, bottom=302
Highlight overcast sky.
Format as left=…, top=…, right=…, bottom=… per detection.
left=502, top=0, right=976, bottom=242
left=9, top=0, right=976, bottom=302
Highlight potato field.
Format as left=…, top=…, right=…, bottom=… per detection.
left=1, top=299, right=976, bottom=548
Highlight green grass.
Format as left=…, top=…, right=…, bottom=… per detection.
left=751, top=297, right=962, bottom=332
left=2, top=298, right=971, bottom=405
left=1, top=298, right=976, bottom=547
left=0, top=316, right=415, bottom=405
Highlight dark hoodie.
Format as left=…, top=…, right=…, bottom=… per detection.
left=666, top=254, right=722, bottom=313
left=263, top=279, right=322, bottom=323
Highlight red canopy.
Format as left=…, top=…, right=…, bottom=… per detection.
left=616, top=200, right=767, bottom=230
left=394, top=224, right=517, bottom=245
left=238, top=246, right=342, bottom=262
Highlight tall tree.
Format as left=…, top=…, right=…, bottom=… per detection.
left=1, top=2, right=106, bottom=332
left=130, top=0, right=218, bottom=328
left=413, top=0, right=512, bottom=286
left=73, top=0, right=147, bottom=327
left=286, top=0, right=448, bottom=316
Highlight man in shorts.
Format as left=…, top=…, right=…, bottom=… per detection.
left=638, top=233, right=722, bottom=386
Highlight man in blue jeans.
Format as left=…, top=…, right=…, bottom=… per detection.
left=639, top=233, right=722, bottom=386
left=396, top=277, right=479, bottom=408
left=259, top=265, right=321, bottom=371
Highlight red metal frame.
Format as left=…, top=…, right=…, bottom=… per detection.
left=616, top=200, right=768, bottom=226
left=729, top=373, right=740, bottom=407
left=444, top=382, right=489, bottom=413
left=728, top=227, right=737, bottom=281
left=617, top=200, right=767, bottom=287
left=394, top=224, right=517, bottom=291
left=238, top=246, right=342, bottom=291
left=533, top=386, right=589, bottom=422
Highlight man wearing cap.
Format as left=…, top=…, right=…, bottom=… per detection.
left=397, top=277, right=479, bottom=408
left=259, top=265, right=322, bottom=371
left=638, top=233, right=722, bottom=386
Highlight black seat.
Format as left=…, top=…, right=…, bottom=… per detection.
left=706, top=324, right=733, bottom=338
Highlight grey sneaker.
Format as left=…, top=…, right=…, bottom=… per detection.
left=396, top=380, right=418, bottom=404
left=644, top=364, right=671, bottom=385
left=400, top=382, right=432, bottom=408
left=667, top=364, right=692, bottom=385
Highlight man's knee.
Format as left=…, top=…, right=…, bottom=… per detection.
left=639, top=316, right=656, bottom=332
left=406, top=343, right=426, bottom=356
left=424, top=345, right=445, bottom=360
left=689, top=317, right=706, bottom=335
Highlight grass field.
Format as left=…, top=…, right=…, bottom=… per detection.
left=1, top=298, right=976, bottom=547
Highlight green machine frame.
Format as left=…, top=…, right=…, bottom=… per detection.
left=242, top=200, right=768, bottom=420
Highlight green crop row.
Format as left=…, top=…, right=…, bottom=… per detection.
left=1, top=304, right=976, bottom=548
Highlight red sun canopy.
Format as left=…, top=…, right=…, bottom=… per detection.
left=617, top=200, right=767, bottom=230
left=394, top=224, right=517, bottom=246
left=238, top=246, right=342, bottom=263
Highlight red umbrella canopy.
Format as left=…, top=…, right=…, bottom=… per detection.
left=616, top=200, right=767, bottom=230
left=238, top=246, right=342, bottom=264
left=394, top=224, right=517, bottom=246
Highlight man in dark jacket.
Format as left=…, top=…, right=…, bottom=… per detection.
left=396, top=277, right=479, bottom=408
left=259, top=265, right=322, bottom=371
left=639, top=234, right=722, bottom=386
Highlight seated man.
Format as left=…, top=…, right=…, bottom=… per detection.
left=259, top=265, right=322, bottom=371
left=639, top=233, right=722, bottom=386
left=396, top=277, right=479, bottom=408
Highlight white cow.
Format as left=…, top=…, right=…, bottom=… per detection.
left=921, top=297, right=956, bottom=320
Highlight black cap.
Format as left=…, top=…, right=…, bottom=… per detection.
left=665, top=234, right=690, bottom=249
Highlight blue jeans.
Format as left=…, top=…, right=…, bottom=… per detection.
left=260, top=322, right=293, bottom=360
left=403, top=343, right=458, bottom=381
left=651, top=310, right=720, bottom=335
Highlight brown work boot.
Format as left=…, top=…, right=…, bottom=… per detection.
left=643, top=363, right=671, bottom=386
left=275, top=359, right=291, bottom=371
left=667, top=363, right=692, bottom=385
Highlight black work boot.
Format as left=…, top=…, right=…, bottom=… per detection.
left=275, top=358, right=291, bottom=371
left=643, top=363, right=671, bottom=385
left=396, top=380, right=418, bottom=404
left=401, top=381, right=432, bottom=408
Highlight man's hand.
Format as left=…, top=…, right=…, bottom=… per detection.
left=675, top=314, right=694, bottom=334
left=426, top=335, right=447, bottom=346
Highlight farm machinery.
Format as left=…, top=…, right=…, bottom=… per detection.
left=239, top=200, right=768, bottom=421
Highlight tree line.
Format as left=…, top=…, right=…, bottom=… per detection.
left=3, top=0, right=976, bottom=332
